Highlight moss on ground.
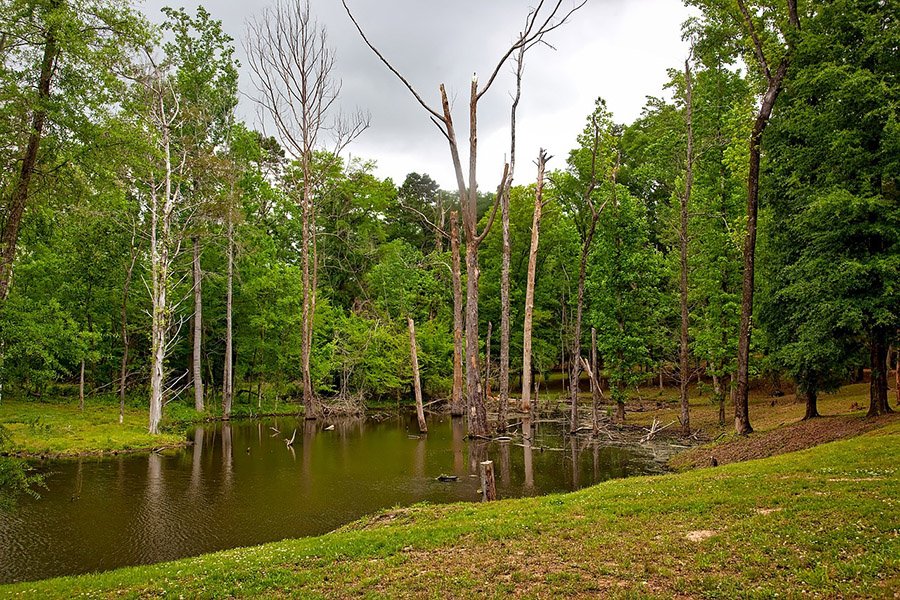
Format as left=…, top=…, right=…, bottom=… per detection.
left=0, top=399, right=185, bottom=456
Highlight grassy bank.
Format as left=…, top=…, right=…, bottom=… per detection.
left=3, top=421, right=897, bottom=598
left=0, top=399, right=185, bottom=457
left=0, top=391, right=309, bottom=457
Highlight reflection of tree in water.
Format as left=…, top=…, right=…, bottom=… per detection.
left=469, top=440, right=488, bottom=476
left=190, top=426, right=204, bottom=497
left=570, top=436, right=580, bottom=489
left=301, top=420, right=316, bottom=480
left=134, top=452, right=167, bottom=559
left=221, top=423, right=234, bottom=490
left=522, top=417, right=534, bottom=491
left=413, top=436, right=426, bottom=479
left=499, top=440, right=511, bottom=487
left=451, top=417, right=465, bottom=475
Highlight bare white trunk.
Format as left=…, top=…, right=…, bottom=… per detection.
left=408, top=316, right=427, bottom=434
left=223, top=218, right=234, bottom=418
left=192, top=237, right=204, bottom=412
left=520, top=150, right=549, bottom=414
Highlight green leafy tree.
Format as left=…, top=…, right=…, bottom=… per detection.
left=588, top=184, right=665, bottom=422
left=761, top=0, right=899, bottom=417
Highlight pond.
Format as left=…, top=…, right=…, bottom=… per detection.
left=0, top=413, right=671, bottom=584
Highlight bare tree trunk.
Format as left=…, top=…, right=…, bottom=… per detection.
left=148, top=96, right=177, bottom=436
left=498, top=43, right=525, bottom=434
left=465, top=232, right=487, bottom=435
left=678, top=57, right=694, bottom=437
left=521, top=150, right=549, bottom=415
left=0, top=25, right=57, bottom=301
left=895, top=345, right=899, bottom=409
left=408, top=316, right=427, bottom=433
left=484, top=321, right=492, bottom=402
left=591, top=328, right=600, bottom=435
left=734, top=0, right=799, bottom=436
left=222, top=218, right=234, bottom=418
left=79, top=359, right=85, bottom=411
left=569, top=224, right=596, bottom=433
left=192, top=237, right=204, bottom=412
left=301, top=168, right=316, bottom=419
left=450, top=211, right=465, bottom=417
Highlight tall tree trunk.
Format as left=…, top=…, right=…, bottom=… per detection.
left=867, top=329, right=892, bottom=417
left=79, top=359, right=85, bottom=411
left=465, top=235, right=487, bottom=435
left=734, top=0, right=798, bottom=436
left=484, top=321, right=492, bottom=402
left=678, top=57, right=694, bottom=437
left=569, top=222, right=597, bottom=434
left=192, top=237, right=204, bottom=412
left=450, top=211, right=465, bottom=417
left=222, top=218, right=234, bottom=418
left=408, top=316, right=427, bottom=434
left=591, top=327, right=601, bottom=436
left=498, top=43, right=525, bottom=434
left=300, top=168, right=316, bottom=419
left=499, top=182, right=512, bottom=432
left=521, top=150, right=549, bottom=415
left=0, top=26, right=57, bottom=300
left=895, top=346, right=899, bottom=409
left=148, top=99, right=176, bottom=436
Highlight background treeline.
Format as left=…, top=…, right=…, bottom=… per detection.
left=0, top=0, right=896, bottom=433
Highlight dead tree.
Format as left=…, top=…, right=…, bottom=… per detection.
left=247, top=0, right=367, bottom=420
left=343, top=0, right=584, bottom=438
left=521, top=150, right=550, bottom=415
left=498, top=41, right=527, bottom=433
left=192, top=236, right=204, bottom=412
left=678, top=56, right=695, bottom=436
left=408, top=317, right=428, bottom=433
left=566, top=110, right=609, bottom=434
left=139, top=63, right=188, bottom=435
left=450, top=211, right=465, bottom=417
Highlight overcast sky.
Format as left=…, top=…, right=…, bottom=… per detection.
left=139, top=0, right=692, bottom=188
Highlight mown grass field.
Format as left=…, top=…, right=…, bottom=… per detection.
left=2, top=419, right=897, bottom=598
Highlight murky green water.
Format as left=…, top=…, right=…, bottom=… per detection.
left=0, top=414, right=668, bottom=583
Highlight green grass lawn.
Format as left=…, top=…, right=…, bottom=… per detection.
left=0, top=399, right=185, bottom=456
left=3, top=421, right=897, bottom=598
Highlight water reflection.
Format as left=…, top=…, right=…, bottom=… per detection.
left=0, top=413, right=668, bottom=584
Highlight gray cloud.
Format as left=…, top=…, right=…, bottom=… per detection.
left=139, top=0, right=691, bottom=187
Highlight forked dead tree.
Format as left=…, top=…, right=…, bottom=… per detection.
left=343, top=0, right=584, bottom=437
left=246, top=0, right=367, bottom=420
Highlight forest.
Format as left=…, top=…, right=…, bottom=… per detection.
left=1, top=0, right=895, bottom=435
left=0, top=0, right=898, bottom=594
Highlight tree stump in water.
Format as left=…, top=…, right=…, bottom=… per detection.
left=480, top=460, right=497, bottom=502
